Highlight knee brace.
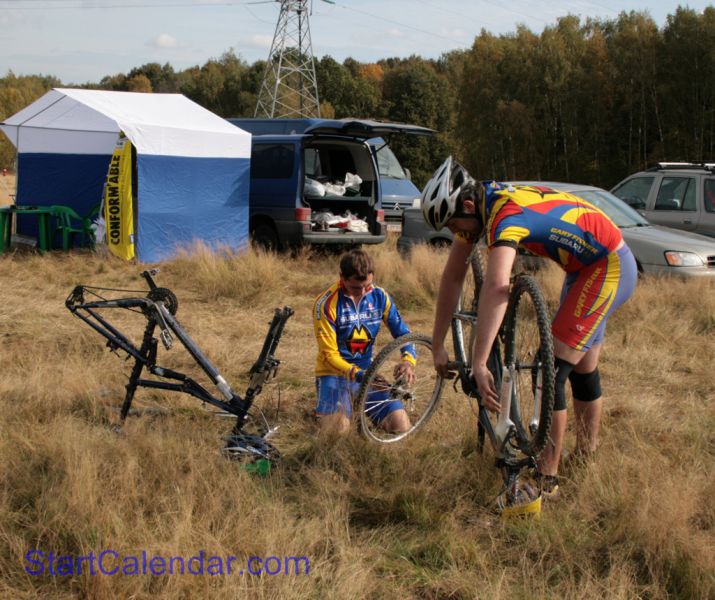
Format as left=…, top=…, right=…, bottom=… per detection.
left=569, top=369, right=602, bottom=402
left=554, top=358, right=575, bottom=411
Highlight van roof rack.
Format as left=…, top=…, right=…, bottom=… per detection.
left=646, top=162, right=715, bottom=172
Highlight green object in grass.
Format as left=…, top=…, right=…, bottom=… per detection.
left=242, top=458, right=271, bottom=476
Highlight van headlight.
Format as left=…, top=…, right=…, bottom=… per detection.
left=411, top=198, right=421, bottom=208
left=664, top=251, right=704, bottom=266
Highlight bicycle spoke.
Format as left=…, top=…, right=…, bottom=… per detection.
left=355, top=333, right=443, bottom=444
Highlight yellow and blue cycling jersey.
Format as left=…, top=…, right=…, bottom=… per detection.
left=313, top=281, right=415, bottom=382
left=482, top=182, right=623, bottom=272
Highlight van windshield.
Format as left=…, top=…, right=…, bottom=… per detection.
left=374, top=145, right=407, bottom=179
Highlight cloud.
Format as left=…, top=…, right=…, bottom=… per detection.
left=249, top=34, right=274, bottom=50
left=437, top=27, right=468, bottom=40
left=149, top=33, right=179, bottom=49
left=387, top=28, right=404, bottom=38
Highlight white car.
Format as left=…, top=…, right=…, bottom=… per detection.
left=610, top=162, right=715, bottom=239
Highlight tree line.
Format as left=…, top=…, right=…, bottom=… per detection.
left=1, top=6, right=714, bottom=190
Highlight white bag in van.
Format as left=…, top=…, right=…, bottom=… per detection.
left=323, top=182, right=346, bottom=196
left=304, top=177, right=326, bottom=196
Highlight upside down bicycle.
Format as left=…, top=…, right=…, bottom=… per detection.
left=354, top=247, right=555, bottom=513
left=66, top=269, right=293, bottom=468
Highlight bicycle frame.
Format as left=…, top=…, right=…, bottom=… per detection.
left=450, top=308, right=537, bottom=474
left=66, top=270, right=293, bottom=437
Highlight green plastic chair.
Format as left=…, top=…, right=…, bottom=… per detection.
left=50, top=205, right=95, bottom=250
left=85, top=202, right=101, bottom=222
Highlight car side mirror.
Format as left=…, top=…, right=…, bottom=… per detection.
left=403, top=168, right=411, bottom=181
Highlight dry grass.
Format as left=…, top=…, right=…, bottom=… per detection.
left=0, top=173, right=15, bottom=205
left=1, top=239, right=713, bottom=599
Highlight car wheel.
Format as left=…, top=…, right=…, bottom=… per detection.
left=251, top=224, right=279, bottom=251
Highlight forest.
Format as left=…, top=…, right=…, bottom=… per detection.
left=2, top=6, right=715, bottom=190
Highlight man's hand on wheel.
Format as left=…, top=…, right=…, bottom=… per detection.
left=372, top=374, right=391, bottom=391
left=393, top=361, right=415, bottom=385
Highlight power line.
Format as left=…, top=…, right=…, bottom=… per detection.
left=412, top=0, right=549, bottom=27
left=0, top=0, right=272, bottom=9
left=327, top=1, right=472, bottom=48
left=311, top=5, right=469, bottom=56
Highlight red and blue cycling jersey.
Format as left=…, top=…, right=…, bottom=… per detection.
left=482, top=182, right=623, bottom=272
left=467, top=182, right=637, bottom=351
left=313, top=281, right=415, bottom=382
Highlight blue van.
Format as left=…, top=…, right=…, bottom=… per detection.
left=368, top=138, right=422, bottom=223
left=228, top=118, right=431, bottom=248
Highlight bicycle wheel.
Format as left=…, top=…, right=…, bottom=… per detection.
left=502, top=274, right=555, bottom=457
left=355, top=333, right=443, bottom=444
left=451, top=246, right=485, bottom=362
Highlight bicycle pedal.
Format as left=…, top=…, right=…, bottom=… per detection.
left=160, top=330, right=173, bottom=349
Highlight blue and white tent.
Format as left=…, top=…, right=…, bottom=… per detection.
left=0, top=88, right=251, bottom=262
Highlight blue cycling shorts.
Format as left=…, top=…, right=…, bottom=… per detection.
left=315, top=375, right=404, bottom=424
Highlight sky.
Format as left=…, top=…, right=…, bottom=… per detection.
left=0, top=0, right=712, bottom=85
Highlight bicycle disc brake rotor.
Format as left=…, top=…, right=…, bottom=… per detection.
left=222, top=433, right=280, bottom=464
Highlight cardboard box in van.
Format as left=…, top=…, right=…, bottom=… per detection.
left=228, top=118, right=432, bottom=248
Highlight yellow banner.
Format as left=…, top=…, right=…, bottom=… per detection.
left=103, top=133, right=135, bottom=260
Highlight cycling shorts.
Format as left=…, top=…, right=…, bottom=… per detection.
left=315, top=375, right=404, bottom=424
left=552, top=244, right=637, bottom=351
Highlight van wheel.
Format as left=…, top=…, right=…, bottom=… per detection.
left=251, top=224, right=279, bottom=251
left=430, top=238, right=452, bottom=249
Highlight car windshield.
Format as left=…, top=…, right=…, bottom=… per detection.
left=372, top=144, right=407, bottom=179
left=568, top=189, right=650, bottom=228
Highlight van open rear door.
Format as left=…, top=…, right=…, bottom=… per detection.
left=303, top=119, right=434, bottom=138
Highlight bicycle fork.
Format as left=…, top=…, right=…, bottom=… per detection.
left=495, top=361, right=545, bottom=446
left=494, top=363, right=516, bottom=456
left=529, top=367, right=543, bottom=436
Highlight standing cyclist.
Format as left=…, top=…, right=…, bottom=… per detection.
left=423, top=157, right=637, bottom=497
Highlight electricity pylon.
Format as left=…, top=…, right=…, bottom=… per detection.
left=254, top=0, right=322, bottom=118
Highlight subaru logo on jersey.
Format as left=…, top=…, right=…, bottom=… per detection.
left=346, top=325, right=372, bottom=355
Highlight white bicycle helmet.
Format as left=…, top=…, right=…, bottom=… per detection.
left=421, top=156, right=477, bottom=231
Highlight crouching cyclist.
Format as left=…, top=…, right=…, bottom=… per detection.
left=313, top=249, right=416, bottom=434
left=422, top=157, right=637, bottom=497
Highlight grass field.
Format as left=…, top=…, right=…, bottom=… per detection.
left=0, top=238, right=713, bottom=599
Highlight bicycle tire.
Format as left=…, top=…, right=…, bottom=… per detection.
left=355, top=333, right=444, bottom=444
left=451, top=246, right=485, bottom=363
left=502, top=274, right=555, bottom=457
